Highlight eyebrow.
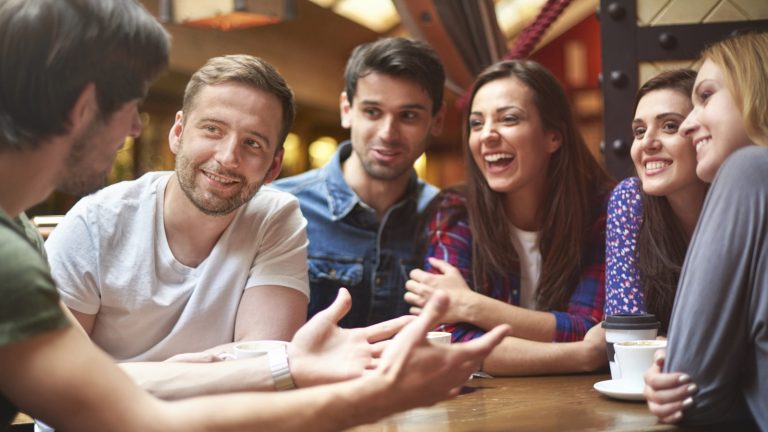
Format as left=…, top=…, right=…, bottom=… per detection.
left=359, top=99, right=428, bottom=111
left=632, top=112, right=685, bottom=124
left=197, top=118, right=272, bottom=147
left=470, top=105, right=524, bottom=116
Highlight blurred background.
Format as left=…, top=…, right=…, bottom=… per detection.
left=30, top=0, right=768, bottom=218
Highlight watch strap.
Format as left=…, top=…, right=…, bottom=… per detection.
left=268, top=344, right=296, bottom=391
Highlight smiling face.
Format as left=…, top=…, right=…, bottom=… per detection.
left=467, top=77, right=560, bottom=198
left=59, top=99, right=143, bottom=195
left=680, top=59, right=751, bottom=183
left=169, top=82, right=283, bottom=216
left=341, top=72, right=443, bottom=183
left=630, top=88, right=700, bottom=198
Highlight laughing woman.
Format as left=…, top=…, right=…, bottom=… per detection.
left=605, top=69, right=708, bottom=334
left=643, top=31, right=768, bottom=429
left=405, top=60, right=615, bottom=375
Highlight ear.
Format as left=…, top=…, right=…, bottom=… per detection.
left=429, top=102, right=447, bottom=136
left=340, top=92, right=352, bottom=129
left=546, top=130, right=563, bottom=154
left=168, top=111, right=184, bottom=155
left=68, top=83, right=99, bottom=136
left=263, top=149, right=285, bottom=183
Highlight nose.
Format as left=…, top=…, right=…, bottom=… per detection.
left=379, top=115, right=400, bottom=143
left=479, top=121, right=500, bottom=146
left=215, top=135, right=240, bottom=168
left=679, top=107, right=699, bottom=138
left=640, top=128, right=661, bottom=152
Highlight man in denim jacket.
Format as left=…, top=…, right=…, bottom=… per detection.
left=275, top=37, right=445, bottom=327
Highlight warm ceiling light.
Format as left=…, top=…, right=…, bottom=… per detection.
left=162, top=0, right=295, bottom=31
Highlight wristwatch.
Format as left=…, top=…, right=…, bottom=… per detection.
left=268, top=344, right=296, bottom=391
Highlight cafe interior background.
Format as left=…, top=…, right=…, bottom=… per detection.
left=29, top=0, right=768, bottom=220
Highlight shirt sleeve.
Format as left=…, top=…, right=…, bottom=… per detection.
left=0, top=218, right=70, bottom=348
left=44, top=198, right=103, bottom=315
left=421, top=192, right=487, bottom=342
left=245, top=193, right=310, bottom=298
left=550, top=190, right=610, bottom=342
left=604, top=177, right=647, bottom=317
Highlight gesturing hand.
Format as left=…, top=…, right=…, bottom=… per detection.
left=369, top=290, right=509, bottom=414
left=288, top=288, right=414, bottom=388
left=405, top=257, right=477, bottom=323
left=644, top=349, right=698, bottom=424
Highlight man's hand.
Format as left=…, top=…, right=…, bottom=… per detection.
left=405, top=257, right=478, bottom=323
left=288, top=288, right=414, bottom=388
left=367, top=290, right=509, bottom=414
left=644, top=349, right=698, bottom=423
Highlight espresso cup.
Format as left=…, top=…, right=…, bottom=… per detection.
left=233, top=340, right=288, bottom=359
left=427, top=331, right=452, bottom=345
left=602, top=314, right=660, bottom=380
left=614, top=339, right=667, bottom=391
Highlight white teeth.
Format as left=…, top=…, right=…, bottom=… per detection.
left=205, top=172, right=237, bottom=184
left=696, top=139, right=710, bottom=152
left=484, top=153, right=514, bottom=162
left=645, top=161, right=670, bottom=170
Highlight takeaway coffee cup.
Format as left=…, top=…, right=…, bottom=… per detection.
left=614, top=340, right=667, bottom=391
left=602, top=314, right=660, bottom=380
left=427, top=331, right=452, bottom=345
left=234, top=340, right=287, bottom=359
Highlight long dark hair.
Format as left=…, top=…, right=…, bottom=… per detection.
left=634, top=69, right=698, bottom=332
left=463, top=60, right=614, bottom=311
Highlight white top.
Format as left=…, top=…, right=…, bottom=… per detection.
left=509, top=224, right=541, bottom=309
left=46, top=172, right=309, bottom=362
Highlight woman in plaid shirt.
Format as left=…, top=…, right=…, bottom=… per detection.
left=406, top=60, right=615, bottom=375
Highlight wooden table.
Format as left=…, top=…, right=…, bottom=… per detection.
left=349, top=374, right=678, bottom=432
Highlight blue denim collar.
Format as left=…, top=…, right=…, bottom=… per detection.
left=322, top=141, right=422, bottom=220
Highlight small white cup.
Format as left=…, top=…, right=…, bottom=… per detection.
left=427, top=331, right=452, bottom=345
left=234, top=340, right=287, bottom=359
left=614, top=340, right=667, bottom=391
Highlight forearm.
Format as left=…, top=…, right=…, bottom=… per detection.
left=465, top=295, right=555, bottom=342
left=481, top=336, right=606, bottom=376
left=119, top=358, right=276, bottom=399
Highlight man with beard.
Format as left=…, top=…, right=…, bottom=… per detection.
left=45, top=55, right=310, bottom=369
left=0, top=2, right=511, bottom=429
left=275, top=37, right=445, bottom=327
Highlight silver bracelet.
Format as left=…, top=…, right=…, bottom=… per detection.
left=268, top=344, right=296, bottom=391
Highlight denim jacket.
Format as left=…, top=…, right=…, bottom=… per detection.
left=273, top=141, right=438, bottom=327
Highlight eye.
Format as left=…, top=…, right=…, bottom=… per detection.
left=400, top=111, right=419, bottom=121
left=363, top=107, right=381, bottom=119
left=632, top=126, right=646, bottom=139
left=203, top=124, right=221, bottom=135
left=245, top=138, right=262, bottom=149
left=698, top=89, right=713, bottom=104
left=662, top=121, right=680, bottom=133
left=468, top=117, right=483, bottom=130
left=501, top=114, right=519, bottom=124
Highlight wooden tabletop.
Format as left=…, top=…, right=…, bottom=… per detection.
left=348, top=373, right=678, bottom=432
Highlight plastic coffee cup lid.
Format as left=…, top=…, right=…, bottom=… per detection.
left=602, top=313, right=660, bottom=330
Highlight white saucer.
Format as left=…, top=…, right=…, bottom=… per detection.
left=593, top=379, right=645, bottom=401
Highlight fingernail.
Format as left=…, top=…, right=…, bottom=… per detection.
left=677, top=374, right=691, bottom=383
left=673, top=411, right=683, bottom=421
left=682, top=397, right=694, bottom=408
left=687, top=383, right=698, bottom=394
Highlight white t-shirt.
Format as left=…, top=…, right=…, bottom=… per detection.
left=509, top=225, right=541, bottom=309
left=46, top=172, right=309, bottom=362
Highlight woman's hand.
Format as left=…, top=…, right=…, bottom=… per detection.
left=404, top=257, right=478, bottom=323
left=644, top=349, right=698, bottom=424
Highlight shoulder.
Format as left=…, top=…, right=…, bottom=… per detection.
left=717, top=146, right=768, bottom=184
left=77, top=171, right=169, bottom=211
left=414, top=179, right=440, bottom=210
left=272, top=168, right=325, bottom=195
left=245, top=185, right=301, bottom=213
left=428, top=188, right=469, bottom=230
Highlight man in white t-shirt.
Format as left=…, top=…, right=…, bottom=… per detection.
left=46, top=56, right=308, bottom=365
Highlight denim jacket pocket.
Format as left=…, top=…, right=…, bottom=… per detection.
left=308, top=255, right=364, bottom=286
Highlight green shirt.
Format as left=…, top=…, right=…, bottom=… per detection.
left=0, top=209, right=70, bottom=427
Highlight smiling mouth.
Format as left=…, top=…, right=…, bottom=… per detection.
left=484, top=152, right=515, bottom=168
left=203, top=170, right=240, bottom=185
left=695, top=138, right=711, bottom=153
left=645, top=160, right=671, bottom=171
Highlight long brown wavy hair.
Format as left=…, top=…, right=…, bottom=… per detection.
left=634, top=69, right=699, bottom=332
left=463, top=60, right=614, bottom=311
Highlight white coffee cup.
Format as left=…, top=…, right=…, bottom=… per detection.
left=427, top=331, right=452, bottom=345
left=603, top=314, right=660, bottom=380
left=234, top=340, right=288, bottom=359
left=614, top=339, right=667, bottom=391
